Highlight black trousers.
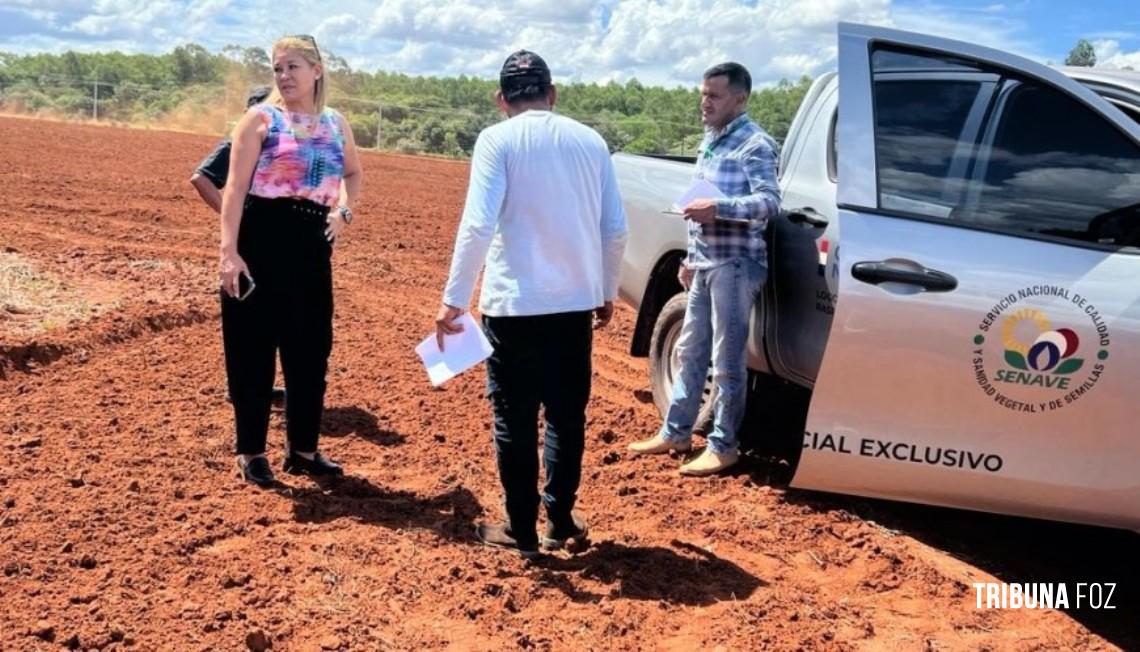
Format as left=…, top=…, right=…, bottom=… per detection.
left=483, top=311, right=593, bottom=546
left=221, top=196, right=333, bottom=455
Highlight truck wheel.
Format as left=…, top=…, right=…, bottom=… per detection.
left=648, top=293, right=716, bottom=433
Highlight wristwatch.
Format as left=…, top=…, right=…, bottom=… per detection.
left=336, top=205, right=353, bottom=225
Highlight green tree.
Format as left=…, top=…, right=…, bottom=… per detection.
left=242, top=47, right=271, bottom=77
left=323, top=51, right=352, bottom=75
left=1065, top=39, right=1096, bottom=67
left=221, top=44, right=244, bottom=62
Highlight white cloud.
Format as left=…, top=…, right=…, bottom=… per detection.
left=883, top=2, right=1043, bottom=61
left=69, top=15, right=116, bottom=36
left=62, top=0, right=192, bottom=44
left=510, top=0, right=600, bottom=24
left=186, top=0, right=229, bottom=25
left=0, top=0, right=1097, bottom=88
left=3, top=0, right=94, bottom=16
left=386, top=41, right=465, bottom=75
left=0, top=33, right=140, bottom=55
left=1087, top=31, right=1138, bottom=41
left=1094, top=39, right=1122, bottom=59
left=768, top=53, right=829, bottom=78
left=554, top=0, right=890, bottom=87
left=1093, top=39, right=1140, bottom=70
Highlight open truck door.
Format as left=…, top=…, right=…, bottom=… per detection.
left=791, top=23, right=1140, bottom=531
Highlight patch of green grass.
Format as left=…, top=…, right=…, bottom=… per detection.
left=0, top=252, right=112, bottom=339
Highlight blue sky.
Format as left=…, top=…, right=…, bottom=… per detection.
left=1, top=1, right=1137, bottom=87
left=946, top=0, right=1140, bottom=61
left=1012, top=0, right=1140, bottom=49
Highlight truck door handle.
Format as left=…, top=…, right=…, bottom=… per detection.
left=786, top=207, right=829, bottom=228
left=851, top=261, right=958, bottom=292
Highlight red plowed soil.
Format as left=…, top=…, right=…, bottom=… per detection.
left=0, top=116, right=1136, bottom=651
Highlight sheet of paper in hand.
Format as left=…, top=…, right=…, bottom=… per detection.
left=415, top=312, right=494, bottom=386
left=669, top=178, right=727, bottom=213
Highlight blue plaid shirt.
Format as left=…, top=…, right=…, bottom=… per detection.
left=687, top=113, right=781, bottom=269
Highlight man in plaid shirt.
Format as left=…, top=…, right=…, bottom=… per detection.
left=630, top=62, right=780, bottom=475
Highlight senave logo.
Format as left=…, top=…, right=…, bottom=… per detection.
left=972, top=286, right=1109, bottom=414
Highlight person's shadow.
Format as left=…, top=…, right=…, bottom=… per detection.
left=321, top=406, right=405, bottom=447
left=527, top=539, right=765, bottom=606
left=289, top=475, right=481, bottom=542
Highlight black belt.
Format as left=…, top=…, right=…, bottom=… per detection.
left=246, top=195, right=330, bottom=221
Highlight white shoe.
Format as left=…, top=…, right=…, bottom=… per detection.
left=678, top=448, right=739, bottom=476
left=628, top=434, right=691, bottom=455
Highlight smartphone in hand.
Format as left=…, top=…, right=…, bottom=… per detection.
left=237, top=271, right=256, bottom=301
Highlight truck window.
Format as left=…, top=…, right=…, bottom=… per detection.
left=968, top=82, right=1140, bottom=247
left=871, top=46, right=1140, bottom=249
left=872, top=76, right=983, bottom=218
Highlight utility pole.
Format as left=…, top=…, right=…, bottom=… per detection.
left=375, top=100, right=383, bottom=150
left=92, top=77, right=98, bottom=121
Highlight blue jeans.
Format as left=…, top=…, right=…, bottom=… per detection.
left=660, top=258, right=766, bottom=454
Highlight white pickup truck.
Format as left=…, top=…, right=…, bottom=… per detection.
left=614, top=23, right=1140, bottom=531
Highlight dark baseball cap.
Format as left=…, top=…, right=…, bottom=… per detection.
left=246, top=85, right=272, bottom=108
left=499, top=50, right=552, bottom=101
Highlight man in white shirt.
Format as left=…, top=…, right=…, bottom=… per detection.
left=435, top=50, right=628, bottom=559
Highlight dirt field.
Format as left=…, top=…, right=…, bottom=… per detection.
left=0, top=116, right=1136, bottom=651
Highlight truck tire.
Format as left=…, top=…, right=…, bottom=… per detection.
left=648, top=292, right=716, bottom=434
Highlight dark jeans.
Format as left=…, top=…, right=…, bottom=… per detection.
left=483, top=311, right=593, bottom=546
left=221, top=195, right=333, bottom=456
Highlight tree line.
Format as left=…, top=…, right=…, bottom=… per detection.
left=0, top=44, right=814, bottom=157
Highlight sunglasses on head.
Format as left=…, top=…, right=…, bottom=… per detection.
left=287, top=34, right=321, bottom=58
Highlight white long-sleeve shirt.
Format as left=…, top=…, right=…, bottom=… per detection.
left=443, top=110, right=628, bottom=317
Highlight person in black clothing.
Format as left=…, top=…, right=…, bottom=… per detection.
left=190, top=85, right=285, bottom=407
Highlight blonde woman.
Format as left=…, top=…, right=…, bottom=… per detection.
left=218, top=35, right=363, bottom=486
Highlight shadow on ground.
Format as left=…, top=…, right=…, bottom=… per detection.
left=530, top=539, right=766, bottom=606
left=321, top=406, right=405, bottom=447
left=289, top=475, right=481, bottom=543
